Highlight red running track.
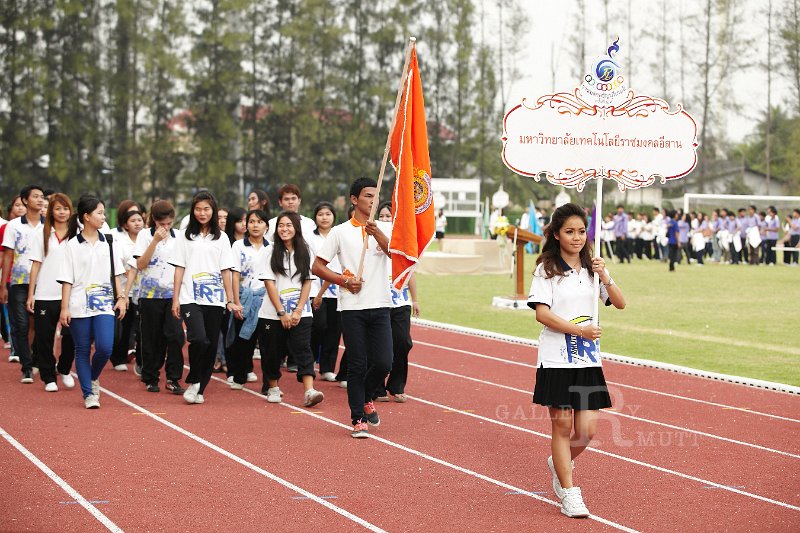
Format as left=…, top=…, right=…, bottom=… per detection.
left=0, top=323, right=798, bottom=532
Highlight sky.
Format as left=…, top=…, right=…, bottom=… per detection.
left=483, top=0, right=784, bottom=145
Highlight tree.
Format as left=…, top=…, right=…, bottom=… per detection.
left=187, top=0, right=249, bottom=207
left=691, top=0, right=751, bottom=191
left=781, top=0, right=800, bottom=115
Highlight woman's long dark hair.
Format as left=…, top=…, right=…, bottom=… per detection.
left=224, top=206, right=247, bottom=244
left=270, top=211, right=310, bottom=282
left=312, top=201, right=336, bottom=235
left=535, top=202, right=592, bottom=279
left=43, top=193, right=73, bottom=256
left=67, top=195, right=104, bottom=240
left=185, top=191, right=221, bottom=240
left=251, top=189, right=271, bottom=218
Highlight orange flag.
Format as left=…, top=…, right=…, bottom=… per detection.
left=389, top=46, right=434, bottom=290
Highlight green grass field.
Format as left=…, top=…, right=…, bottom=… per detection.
left=416, top=245, right=800, bottom=386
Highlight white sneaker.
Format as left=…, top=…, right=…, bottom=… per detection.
left=84, top=394, right=100, bottom=409
left=339, top=380, right=347, bottom=389
left=560, top=487, right=590, bottom=518
left=547, top=456, right=566, bottom=499
left=91, top=380, right=100, bottom=398
left=195, top=394, right=205, bottom=404
left=183, top=383, right=200, bottom=404
left=252, top=348, right=261, bottom=360
left=32, top=366, right=39, bottom=375
left=266, top=387, right=282, bottom=403
left=230, top=381, right=244, bottom=390
left=320, top=372, right=336, bottom=382
left=247, top=372, right=258, bottom=382
left=227, top=376, right=234, bottom=383
left=8, top=355, right=19, bottom=362
left=303, top=388, right=324, bottom=407
left=60, top=373, right=75, bottom=389
left=45, top=382, right=58, bottom=392
left=113, top=364, right=128, bottom=372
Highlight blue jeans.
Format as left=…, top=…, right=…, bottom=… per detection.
left=8, top=284, right=33, bottom=372
left=340, top=308, right=393, bottom=424
left=71, top=314, right=114, bottom=398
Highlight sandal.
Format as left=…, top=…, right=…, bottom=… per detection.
left=212, top=364, right=224, bottom=373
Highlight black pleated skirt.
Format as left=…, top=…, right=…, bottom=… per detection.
left=532, top=366, right=612, bottom=411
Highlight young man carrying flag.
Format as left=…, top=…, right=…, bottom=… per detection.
left=312, top=178, right=393, bottom=438
left=312, top=38, right=434, bottom=437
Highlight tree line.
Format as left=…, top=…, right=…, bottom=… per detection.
left=0, top=0, right=529, bottom=210
left=2, top=0, right=799, bottom=215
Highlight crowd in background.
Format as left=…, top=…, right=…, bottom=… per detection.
left=598, top=205, right=800, bottom=269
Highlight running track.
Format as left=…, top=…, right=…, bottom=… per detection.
left=1, top=323, right=798, bottom=532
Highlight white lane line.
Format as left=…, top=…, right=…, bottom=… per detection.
left=403, top=395, right=800, bottom=513
left=207, top=375, right=639, bottom=533
left=97, top=385, right=386, bottom=533
left=410, top=362, right=800, bottom=459
left=413, top=339, right=800, bottom=423
left=411, top=320, right=800, bottom=395
left=0, top=425, right=123, bottom=533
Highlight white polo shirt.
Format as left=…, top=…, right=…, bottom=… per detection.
left=231, top=237, right=270, bottom=290
left=258, top=245, right=316, bottom=319
left=131, top=228, right=178, bottom=300
left=527, top=261, right=611, bottom=368
left=2, top=215, right=43, bottom=285
left=28, top=229, right=69, bottom=301
left=57, top=233, right=125, bottom=318
left=266, top=214, right=317, bottom=244
left=308, top=231, right=340, bottom=300
left=169, top=231, right=235, bottom=307
left=109, top=229, right=138, bottom=300
left=317, top=219, right=392, bottom=311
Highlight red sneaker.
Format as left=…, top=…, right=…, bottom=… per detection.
left=364, top=401, right=380, bottom=427
left=351, top=420, right=369, bottom=438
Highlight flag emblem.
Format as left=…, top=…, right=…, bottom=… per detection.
left=413, top=168, right=432, bottom=214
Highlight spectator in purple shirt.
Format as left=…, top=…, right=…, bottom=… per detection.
left=666, top=210, right=680, bottom=271
left=613, top=205, right=630, bottom=264
left=764, top=205, right=781, bottom=265
left=732, top=209, right=746, bottom=264
left=678, top=213, right=691, bottom=264
left=744, top=205, right=760, bottom=265
left=786, top=209, right=800, bottom=265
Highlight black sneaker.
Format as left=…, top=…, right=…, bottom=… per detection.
left=165, top=380, right=185, bottom=395
left=146, top=383, right=160, bottom=393
left=287, top=365, right=298, bottom=373
left=21, top=370, right=33, bottom=384
left=364, top=401, right=380, bottom=427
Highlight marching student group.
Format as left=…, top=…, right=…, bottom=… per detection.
left=3, top=179, right=631, bottom=518
left=0, top=179, right=417, bottom=436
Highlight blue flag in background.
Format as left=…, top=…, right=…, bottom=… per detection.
left=587, top=203, right=596, bottom=243
left=529, top=200, right=542, bottom=236
left=526, top=200, right=543, bottom=254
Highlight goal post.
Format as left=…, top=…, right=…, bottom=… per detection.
left=680, top=193, right=800, bottom=215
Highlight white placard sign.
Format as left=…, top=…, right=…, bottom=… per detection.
left=501, top=39, right=698, bottom=192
